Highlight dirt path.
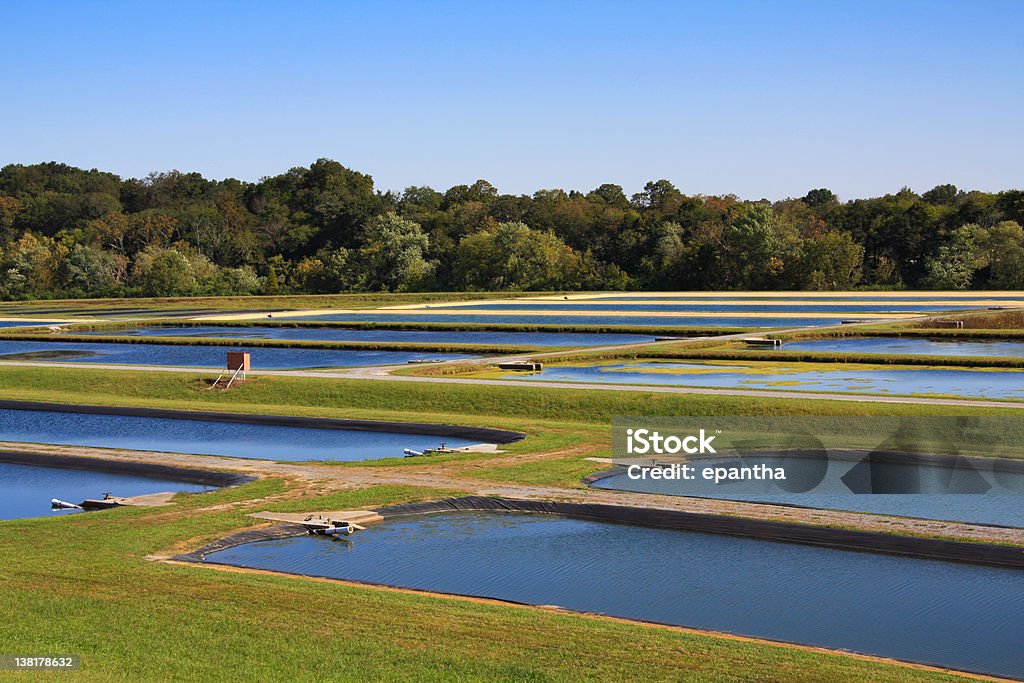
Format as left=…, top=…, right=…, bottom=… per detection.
left=8, top=441, right=1024, bottom=546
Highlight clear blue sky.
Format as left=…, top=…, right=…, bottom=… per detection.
left=1, top=1, right=1021, bottom=200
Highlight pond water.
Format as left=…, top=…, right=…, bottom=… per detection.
left=510, top=361, right=1024, bottom=399
left=0, top=408, right=479, bottom=461
left=781, top=336, right=1024, bottom=357
left=0, top=321, right=50, bottom=328
left=76, top=326, right=658, bottom=347
left=442, top=302, right=976, bottom=313
left=592, top=454, right=1024, bottom=527
left=283, top=313, right=874, bottom=328
left=0, top=461, right=211, bottom=520
left=206, top=511, right=1024, bottom=679
left=0, top=340, right=476, bottom=369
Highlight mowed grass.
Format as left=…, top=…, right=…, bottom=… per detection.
left=0, top=364, right=1020, bottom=680
left=0, top=480, right=979, bottom=682
left=2, top=365, right=1019, bottom=425
left=919, top=309, right=1024, bottom=330
left=842, top=308, right=1024, bottom=337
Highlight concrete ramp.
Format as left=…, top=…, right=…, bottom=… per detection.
left=119, top=491, right=179, bottom=507
left=249, top=510, right=384, bottom=526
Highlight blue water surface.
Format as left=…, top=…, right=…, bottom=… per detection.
left=781, top=336, right=1024, bottom=358
left=0, top=461, right=210, bottom=520
left=77, top=325, right=657, bottom=347
left=0, top=340, right=476, bottom=369
left=0, top=409, right=479, bottom=461
left=511, top=361, right=1024, bottom=399
left=207, top=511, right=1024, bottom=679
left=593, top=454, right=1024, bottom=527
left=283, top=313, right=872, bottom=328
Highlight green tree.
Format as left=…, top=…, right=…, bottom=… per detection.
left=720, top=205, right=782, bottom=289
left=209, top=266, right=261, bottom=295
left=631, top=179, right=683, bottom=214
left=263, top=265, right=281, bottom=294
left=973, top=221, right=1024, bottom=288
left=0, top=232, right=62, bottom=298
left=357, top=212, right=432, bottom=291
left=453, top=221, right=579, bottom=291
left=290, top=248, right=361, bottom=293
left=801, top=231, right=864, bottom=290
left=59, top=243, right=119, bottom=294
left=132, top=247, right=196, bottom=296
left=802, top=188, right=838, bottom=208
left=637, top=221, right=685, bottom=287
left=922, top=184, right=960, bottom=206
left=922, top=225, right=979, bottom=289
left=0, top=195, right=20, bottom=241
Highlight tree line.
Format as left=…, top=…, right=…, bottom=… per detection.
left=0, top=159, right=1022, bottom=299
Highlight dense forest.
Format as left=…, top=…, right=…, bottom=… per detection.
left=0, top=159, right=1022, bottom=300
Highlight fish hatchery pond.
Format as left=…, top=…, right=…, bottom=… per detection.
left=778, top=336, right=1024, bottom=358
left=277, top=312, right=889, bottom=328
left=0, top=407, right=485, bottom=461
left=508, top=361, right=1024, bottom=400
left=0, top=340, right=477, bottom=369
left=205, top=510, right=1024, bottom=679
left=0, top=461, right=213, bottom=520
left=592, top=453, right=1024, bottom=528
left=76, top=325, right=660, bottom=346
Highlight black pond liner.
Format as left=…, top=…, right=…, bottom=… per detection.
left=177, top=496, right=1024, bottom=570
left=0, top=400, right=527, bottom=445
left=370, top=497, right=1024, bottom=569
left=169, top=497, right=1024, bottom=682
left=0, top=450, right=255, bottom=488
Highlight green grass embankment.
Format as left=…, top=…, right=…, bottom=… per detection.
left=2, top=365, right=1020, bottom=426
left=0, top=481, right=973, bottom=682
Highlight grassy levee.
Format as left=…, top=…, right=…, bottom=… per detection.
left=397, top=362, right=492, bottom=377
left=917, top=309, right=1024, bottom=330
left=2, top=365, right=1019, bottom=425
left=833, top=309, right=1024, bottom=338
left=0, top=483, right=973, bottom=682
